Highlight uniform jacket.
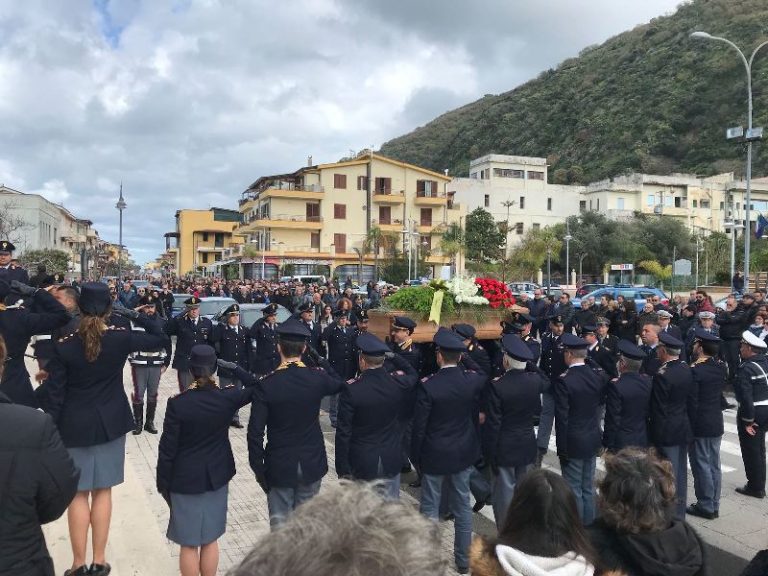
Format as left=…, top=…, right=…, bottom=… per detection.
left=165, top=314, right=213, bottom=371
left=334, top=355, right=418, bottom=480
left=0, top=289, right=69, bottom=408
left=302, top=319, right=323, bottom=355
left=555, top=364, right=607, bottom=459
left=603, top=372, right=652, bottom=451
left=410, top=365, right=486, bottom=475
left=483, top=368, right=545, bottom=467
left=248, top=318, right=280, bottom=375
left=0, top=264, right=29, bottom=284
left=640, top=345, right=662, bottom=377
left=45, top=314, right=169, bottom=448
left=588, top=342, right=618, bottom=378
left=599, top=334, right=620, bottom=357
left=248, top=362, right=345, bottom=487
left=128, top=315, right=172, bottom=367
left=157, top=367, right=257, bottom=495
left=735, top=353, right=768, bottom=423
left=0, top=393, right=79, bottom=576
left=211, top=322, right=250, bottom=378
left=649, top=359, right=697, bottom=447
left=467, top=341, right=492, bottom=377
left=690, top=356, right=727, bottom=438
left=540, top=332, right=566, bottom=387
left=522, top=334, right=542, bottom=365
left=322, top=322, right=357, bottom=380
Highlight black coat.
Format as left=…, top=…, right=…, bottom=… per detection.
left=540, top=332, right=566, bottom=386
left=599, top=334, right=620, bottom=357
left=0, top=264, right=29, bottom=284
left=603, top=372, right=652, bottom=451
left=410, top=366, right=486, bottom=475
left=554, top=364, right=607, bottom=459
left=690, top=357, right=727, bottom=438
left=650, top=359, right=697, bottom=447
left=483, top=368, right=545, bottom=467
left=588, top=343, right=618, bottom=378
left=335, top=356, right=418, bottom=480
left=45, top=314, right=169, bottom=448
left=157, top=367, right=257, bottom=495
left=301, top=319, right=323, bottom=355
left=0, top=289, right=69, bottom=407
left=211, top=323, right=250, bottom=378
left=248, top=362, right=344, bottom=487
left=640, top=345, right=663, bottom=376
left=467, top=342, right=492, bottom=377
left=0, top=393, right=79, bottom=576
left=323, top=323, right=357, bottom=380
left=248, top=318, right=280, bottom=375
left=165, top=315, right=213, bottom=370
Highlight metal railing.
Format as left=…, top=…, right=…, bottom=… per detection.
left=251, top=213, right=323, bottom=223
left=416, top=190, right=447, bottom=198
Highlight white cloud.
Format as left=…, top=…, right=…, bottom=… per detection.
left=32, top=179, right=71, bottom=204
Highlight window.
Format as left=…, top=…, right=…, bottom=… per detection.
left=720, top=201, right=725, bottom=210
left=357, top=176, right=369, bottom=190
left=737, top=202, right=741, bottom=210
left=306, top=203, right=320, bottom=221
left=617, top=198, right=625, bottom=210
left=674, top=197, right=682, bottom=208
left=701, top=200, right=710, bottom=209
left=202, top=232, right=209, bottom=242
left=664, top=196, right=673, bottom=207
left=470, top=172, right=478, bottom=179
left=527, top=171, right=544, bottom=180
left=515, top=222, right=524, bottom=235
left=214, top=233, right=224, bottom=248
left=333, top=174, right=347, bottom=189
left=480, top=169, right=490, bottom=180
left=518, top=196, right=525, bottom=209
left=333, top=233, right=346, bottom=254
left=420, top=208, right=432, bottom=226
left=310, top=232, right=320, bottom=249
left=597, top=199, right=600, bottom=211
left=493, top=168, right=524, bottom=178
left=532, top=223, right=540, bottom=231
left=378, top=206, right=391, bottom=225
left=417, top=180, right=439, bottom=196
left=579, top=200, right=586, bottom=213
left=202, top=252, right=209, bottom=264
left=374, top=177, right=392, bottom=193
left=484, top=194, right=490, bottom=208
left=647, top=194, right=655, bottom=207
left=589, top=200, right=592, bottom=210
left=333, top=204, right=347, bottom=219
left=692, top=199, right=698, bottom=208
left=547, top=198, right=552, bottom=211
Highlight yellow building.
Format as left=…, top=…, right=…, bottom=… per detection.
left=164, top=208, right=244, bottom=275
left=232, top=152, right=463, bottom=280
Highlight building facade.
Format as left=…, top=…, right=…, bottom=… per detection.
left=164, top=208, right=244, bottom=275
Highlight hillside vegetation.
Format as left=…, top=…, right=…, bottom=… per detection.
left=379, top=0, right=768, bottom=183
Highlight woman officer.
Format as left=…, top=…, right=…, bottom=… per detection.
left=45, top=282, right=170, bottom=576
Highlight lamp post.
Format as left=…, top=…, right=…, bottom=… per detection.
left=546, top=246, right=552, bottom=296
left=564, top=223, right=572, bottom=287
left=691, top=31, right=768, bottom=288
left=115, top=185, right=126, bottom=280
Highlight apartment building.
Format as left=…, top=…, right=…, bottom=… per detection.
left=231, top=152, right=461, bottom=280
left=164, top=208, right=244, bottom=275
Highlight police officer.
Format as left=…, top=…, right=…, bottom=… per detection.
left=554, top=333, right=607, bottom=525
left=335, top=332, right=418, bottom=500
left=129, top=294, right=172, bottom=435
left=410, top=328, right=486, bottom=574
left=602, top=340, right=651, bottom=452
left=247, top=321, right=346, bottom=528
left=687, top=328, right=727, bottom=519
left=583, top=325, right=618, bottom=378
left=388, top=315, right=421, bottom=475
left=0, top=241, right=29, bottom=284
left=483, top=334, right=545, bottom=527
left=211, top=303, right=250, bottom=429
left=452, top=323, right=492, bottom=377
left=297, top=302, right=323, bottom=354
left=596, top=317, right=619, bottom=357
left=734, top=330, right=768, bottom=499
left=322, top=309, right=356, bottom=427
left=0, top=280, right=69, bottom=407
left=649, top=331, right=696, bottom=519
left=717, top=294, right=754, bottom=386
left=165, top=296, right=213, bottom=391
left=537, top=314, right=566, bottom=466
left=639, top=322, right=663, bottom=376
left=351, top=309, right=369, bottom=335
left=248, top=303, right=280, bottom=377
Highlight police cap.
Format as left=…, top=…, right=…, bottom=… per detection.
left=0, top=240, right=15, bottom=253
left=277, top=320, right=311, bottom=342
left=223, top=303, right=240, bottom=316
left=188, top=345, right=217, bottom=370
left=693, top=327, right=720, bottom=343
left=356, top=332, right=389, bottom=356
left=80, top=282, right=112, bottom=316
left=501, top=334, right=534, bottom=362
left=262, top=303, right=279, bottom=316
left=581, top=325, right=598, bottom=336
left=392, top=316, right=416, bottom=332
left=184, top=296, right=201, bottom=308
left=433, top=327, right=467, bottom=352
left=297, top=302, right=313, bottom=314
left=658, top=331, right=684, bottom=349
left=333, top=308, right=350, bottom=319
left=742, top=330, right=767, bottom=350
left=549, top=314, right=565, bottom=325
left=561, top=333, right=588, bottom=349
left=452, top=323, right=476, bottom=340
left=617, top=339, right=646, bottom=360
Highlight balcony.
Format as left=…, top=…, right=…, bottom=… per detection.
left=414, top=191, right=448, bottom=206
left=372, top=189, right=406, bottom=204
left=371, top=218, right=403, bottom=233
left=240, top=214, right=323, bottom=231
left=261, top=184, right=324, bottom=201
left=417, top=222, right=447, bottom=235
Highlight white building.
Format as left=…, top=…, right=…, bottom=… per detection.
left=450, top=154, right=584, bottom=248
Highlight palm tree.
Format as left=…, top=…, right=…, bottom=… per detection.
left=364, top=226, right=397, bottom=281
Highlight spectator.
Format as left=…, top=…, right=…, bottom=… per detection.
left=694, top=290, right=715, bottom=314
left=230, top=481, right=446, bottom=576
left=588, top=448, right=708, bottom=576
left=734, top=271, right=745, bottom=295
left=470, top=469, right=597, bottom=576
left=0, top=334, right=80, bottom=576
left=616, top=297, right=637, bottom=342
left=636, top=302, right=659, bottom=336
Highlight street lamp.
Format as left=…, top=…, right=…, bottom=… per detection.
left=691, top=31, right=768, bottom=287
left=564, top=223, right=573, bottom=287
left=546, top=246, right=552, bottom=296
left=115, top=184, right=126, bottom=280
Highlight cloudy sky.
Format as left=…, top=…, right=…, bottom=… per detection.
left=0, top=0, right=683, bottom=265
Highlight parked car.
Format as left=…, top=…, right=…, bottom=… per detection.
left=573, top=286, right=668, bottom=309
left=279, top=275, right=327, bottom=285
left=171, top=293, right=191, bottom=317
left=507, top=282, right=540, bottom=299
left=198, top=296, right=238, bottom=320
left=575, top=283, right=608, bottom=298
left=715, top=294, right=742, bottom=310
left=211, top=302, right=292, bottom=327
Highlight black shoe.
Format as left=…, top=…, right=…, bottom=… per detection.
left=686, top=503, right=717, bottom=519
left=230, top=420, right=244, bottom=429
left=472, top=500, right=487, bottom=513
left=132, top=403, right=143, bottom=435
left=64, top=566, right=90, bottom=576
left=736, top=485, right=766, bottom=499
left=408, top=479, right=421, bottom=488
left=90, top=563, right=111, bottom=576
left=143, top=421, right=158, bottom=434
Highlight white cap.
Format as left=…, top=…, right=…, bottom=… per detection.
left=657, top=310, right=673, bottom=319
left=742, top=330, right=767, bottom=349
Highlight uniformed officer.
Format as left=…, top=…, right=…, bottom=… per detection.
left=595, top=317, right=619, bottom=357
left=335, top=332, right=418, bottom=500
left=649, top=331, right=696, bottom=519
left=452, top=323, right=492, bottom=377
left=602, top=339, right=651, bottom=452
left=211, top=303, right=250, bottom=429
left=0, top=241, right=29, bottom=284
left=410, top=328, right=486, bottom=574
left=0, top=280, right=69, bottom=407
left=687, top=328, right=727, bottom=519
left=582, top=325, right=618, bottom=378
left=554, top=333, right=607, bottom=525
left=483, top=334, right=545, bottom=527
left=297, top=302, right=323, bottom=354
left=322, top=309, right=356, bottom=427
left=734, top=330, right=768, bottom=499
left=639, top=322, right=663, bottom=376
left=164, top=296, right=213, bottom=391
left=537, top=314, right=566, bottom=466
left=351, top=309, right=369, bottom=334
left=247, top=321, right=346, bottom=528
left=128, top=294, right=172, bottom=435
left=248, top=303, right=280, bottom=377
left=388, top=315, right=421, bottom=475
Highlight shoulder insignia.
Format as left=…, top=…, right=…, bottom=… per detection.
left=420, top=375, right=432, bottom=383
left=310, top=366, right=325, bottom=371
left=107, top=325, right=127, bottom=331
left=259, top=369, right=277, bottom=381
left=392, top=370, right=405, bottom=376
left=691, top=357, right=708, bottom=366
left=223, top=384, right=235, bottom=389
left=477, top=344, right=484, bottom=350
left=658, top=365, right=667, bottom=375
left=58, top=332, right=75, bottom=343
left=347, top=376, right=361, bottom=385
left=492, top=376, right=501, bottom=382
left=559, top=371, right=568, bottom=378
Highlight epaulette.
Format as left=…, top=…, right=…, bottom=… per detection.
left=310, top=366, right=325, bottom=371
left=610, top=377, right=619, bottom=384
left=420, top=375, right=432, bottom=383
left=58, top=332, right=76, bottom=343
left=259, top=369, right=278, bottom=381
left=691, top=357, right=709, bottom=366
left=492, top=376, right=501, bottom=382
left=559, top=371, right=568, bottom=378
left=477, top=344, right=484, bottom=350
left=347, top=376, right=361, bottom=385
left=223, top=384, right=235, bottom=389
left=658, top=364, right=667, bottom=375
left=390, top=370, right=405, bottom=376
left=107, top=325, right=127, bottom=331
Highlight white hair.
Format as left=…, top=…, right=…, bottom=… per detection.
left=503, top=353, right=527, bottom=371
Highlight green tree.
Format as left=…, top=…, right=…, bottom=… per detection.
left=19, top=249, right=71, bottom=274
left=364, top=226, right=398, bottom=281
left=508, top=226, right=563, bottom=279
left=380, top=249, right=427, bottom=285
left=465, top=208, right=505, bottom=262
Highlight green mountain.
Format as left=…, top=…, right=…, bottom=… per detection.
left=379, top=0, right=768, bottom=183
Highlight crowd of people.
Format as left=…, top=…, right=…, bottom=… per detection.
left=1, top=244, right=767, bottom=576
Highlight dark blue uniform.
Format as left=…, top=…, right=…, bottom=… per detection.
left=0, top=289, right=69, bottom=407
left=0, top=264, right=29, bottom=284
left=735, top=353, right=768, bottom=496
left=467, top=342, right=492, bottom=377
left=335, top=355, right=418, bottom=481
left=165, top=314, right=213, bottom=383
left=588, top=343, right=618, bottom=379
left=521, top=334, right=541, bottom=365
left=211, top=323, right=250, bottom=377
left=249, top=318, right=280, bottom=375
left=602, top=372, right=652, bottom=451
left=540, top=332, right=566, bottom=382
left=322, top=323, right=357, bottom=380
left=301, top=319, right=323, bottom=355
left=640, top=345, right=662, bottom=376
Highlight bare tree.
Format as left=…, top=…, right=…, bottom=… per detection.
left=0, top=201, right=33, bottom=245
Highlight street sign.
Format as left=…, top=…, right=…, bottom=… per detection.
left=610, top=263, right=634, bottom=271
left=726, top=126, right=744, bottom=140
left=673, top=259, right=692, bottom=276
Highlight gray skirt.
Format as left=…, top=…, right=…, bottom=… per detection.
left=167, top=484, right=228, bottom=547
left=68, top=435, right=126, bottom=492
